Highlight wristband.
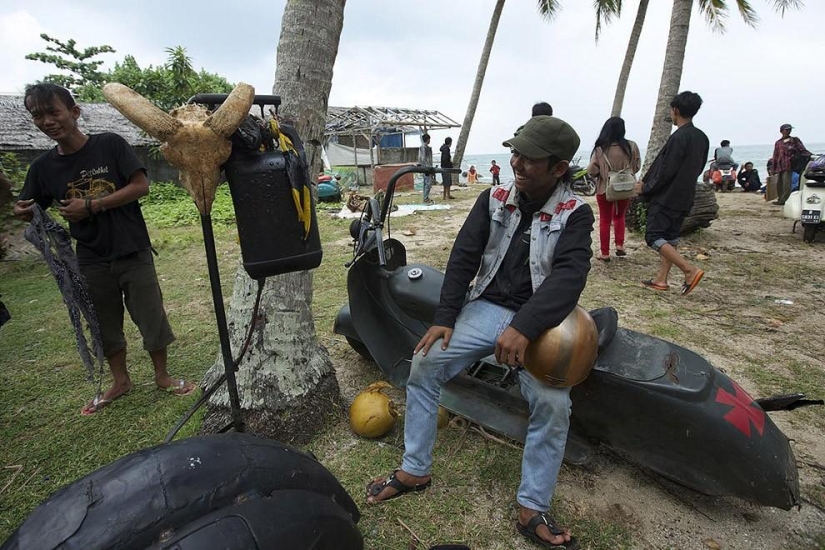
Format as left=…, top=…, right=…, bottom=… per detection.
left=85, top=198, right=94, bottom=216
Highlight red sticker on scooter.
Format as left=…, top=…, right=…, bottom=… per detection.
left=715, top=382, right=765, bottom=438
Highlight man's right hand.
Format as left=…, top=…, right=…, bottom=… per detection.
left=12, top=199, right=35, bottom=222
left=414, top=325, right=453, bottom=357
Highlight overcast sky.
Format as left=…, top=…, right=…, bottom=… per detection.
left=2, top=0, right=823, bottom=155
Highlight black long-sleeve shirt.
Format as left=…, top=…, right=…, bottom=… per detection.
left=440, top=144, right=453, bottom=168
left=432, top=188, right=594, bottom=341
left=641, top=122, right=709, bottom=213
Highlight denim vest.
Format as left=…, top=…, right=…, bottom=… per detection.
left=467, top=181, right=586, bottom=301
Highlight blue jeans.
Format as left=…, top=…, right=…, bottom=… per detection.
left=401, top=299, right=572, bottom=512
left=422, top=174, right=432, bottom=202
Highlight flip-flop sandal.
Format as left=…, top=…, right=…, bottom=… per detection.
left=641, top=279, right=669, bottom=291
left=681, top=269, right=705, bottom=296
left=366, top=470, right=431, bottom=503
left=164, top=379, right=196, bottom=396
left=516, top=512, right=579, bottom=549
left=81, top=395, right=113, bottom=416
left=615, top=249, right=627, bottom=256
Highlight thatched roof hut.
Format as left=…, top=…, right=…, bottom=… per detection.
left=0, top=96, right=178, bottom=183
left=0, top=96, right=158, bottom=150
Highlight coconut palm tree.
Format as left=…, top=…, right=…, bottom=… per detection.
left=451, top=0, right=506, bottom=173
left=452, top=0, right=622, bottom=171
left=202, top=0, right=346, bottom=442
left=642, top=0, right=802, bottom=172
left=611, top=0, right=649, bottom=117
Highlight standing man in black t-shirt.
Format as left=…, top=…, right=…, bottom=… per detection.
left=440, top=137, right=454, bottom=200
left=13, top=83, right=194, bottom=414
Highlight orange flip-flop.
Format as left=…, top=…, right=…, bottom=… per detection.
left=681, top=270, right=705, bottom=296
left=81, top=395, right=113, bottom=415
left=641, top=279, right=669, bottom=291
left=164, top=379, right=196, bottom=396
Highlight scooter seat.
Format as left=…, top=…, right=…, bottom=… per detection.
left=589, top=307, right=618, bottom=354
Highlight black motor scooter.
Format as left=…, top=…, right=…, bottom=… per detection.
left=334, top=165, right=821, bottom=511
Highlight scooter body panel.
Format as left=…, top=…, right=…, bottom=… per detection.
left=784, top=190, right=803, bottom=220
left=572, top=344, right=799, bottom=509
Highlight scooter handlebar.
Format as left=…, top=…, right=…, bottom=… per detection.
left=187, top=93, right=282, bottom=109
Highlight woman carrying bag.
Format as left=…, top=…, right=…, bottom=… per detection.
left=587, top=117, right=641, bottom=261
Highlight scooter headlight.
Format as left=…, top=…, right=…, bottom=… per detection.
left=805, top=194, right=821, bottom=204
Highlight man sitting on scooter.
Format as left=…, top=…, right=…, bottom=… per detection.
left=365, top=115, right=594, bottom=550
left=737, top=162, right=762, bottom=192
left=714, top=140, right=737, bottom=170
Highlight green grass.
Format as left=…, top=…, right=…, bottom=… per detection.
left=1, top=183, right=823, bottom=548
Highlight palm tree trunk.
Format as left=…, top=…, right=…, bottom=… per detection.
left=452, top=0, right=506, bottom=172
left=611, top=0, right=649, bottom=117
left=642, top=0, right=693, bottom=174
left=202, top=0, right=346, bottom=444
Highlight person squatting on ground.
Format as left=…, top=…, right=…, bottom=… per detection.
left=737, top=162, right=762, bottom=192
left=365, top=115, right=594, bottom=549
left=586, top=116, right=641, bottom=262
left=770, top=123, right=810, bottom=206
left=419, top=133, right=434, bottom=204
left=13, top=83, right=195, bottom=415
left=440, top=137, right=455, bottom=200
left=635, top=91, right=709, bottom=296
left=490, top=159, right=501, bottom=185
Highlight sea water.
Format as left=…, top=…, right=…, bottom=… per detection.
left=454, top=142, right=825, bottom=185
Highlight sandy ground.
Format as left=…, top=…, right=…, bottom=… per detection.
left=332, top=185, right=825, bottom=550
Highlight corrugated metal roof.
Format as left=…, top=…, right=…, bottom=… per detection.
left=325, top=106, right=460, bottom=136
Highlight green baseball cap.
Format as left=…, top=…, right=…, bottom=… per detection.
left=503, top=115, right=580, bottom=161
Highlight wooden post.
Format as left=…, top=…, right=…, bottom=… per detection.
left=351, top=131, right=358, bottom=186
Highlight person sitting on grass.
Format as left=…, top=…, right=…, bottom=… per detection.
left=365, top=115, right=593, bottom=550
left=13, top=83, right=195, bottom=415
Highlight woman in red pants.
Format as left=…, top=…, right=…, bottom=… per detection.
left=586, top=117, right=641, bottom=261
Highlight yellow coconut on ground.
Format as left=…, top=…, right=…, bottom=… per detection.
left=349, top=382, right=398, bottom=438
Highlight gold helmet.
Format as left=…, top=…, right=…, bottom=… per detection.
left=523, top=306, right=598, bottom=387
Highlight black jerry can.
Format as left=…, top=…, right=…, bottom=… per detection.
left=223, top=125, right=322, bottom=280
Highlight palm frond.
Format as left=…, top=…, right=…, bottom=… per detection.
left=697, top=0, right=729, bottom=33
left=536, top=0, right=561, bottom=21
left=733, top=0, right=759, bottom=27
left=768, top=0, right=804, bottom=16
left=594, top=0, right=623, bottom=41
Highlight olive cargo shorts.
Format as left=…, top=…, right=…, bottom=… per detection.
left=80, top=249, right=175, bottom=357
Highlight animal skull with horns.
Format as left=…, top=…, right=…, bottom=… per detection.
left=102, top=82, right=255, bottom=215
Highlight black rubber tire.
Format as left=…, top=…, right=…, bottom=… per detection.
left=803, top=223, right=817, bottom=243
left=1, top=434, right=360, bottom=550
left=346, top=336, right=374, bottom=362
left=144, top=489, right=362, bottom=550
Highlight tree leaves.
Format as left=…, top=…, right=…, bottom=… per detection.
left=25, top=35, right=233, bottom=111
